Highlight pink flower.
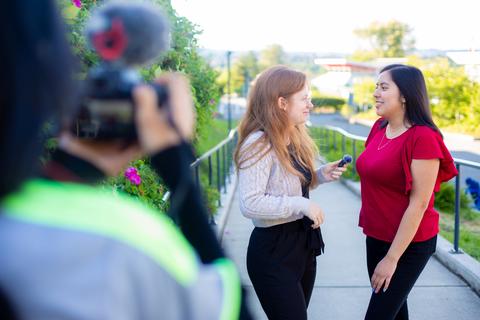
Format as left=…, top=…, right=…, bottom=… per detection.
left=71, top=0, right=82, bottom=8
left=125, top=167, right=142, bottom=186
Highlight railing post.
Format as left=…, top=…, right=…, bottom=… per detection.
left=333, top=131, right=337, bottom=151
left=325, top=129, right=329, bottom=153
left=222, top=144, right=227, bottom=193
left=352, top=139, right=357, bottom=176
left=319, top=128, right=324, bottom=153
left=226, top=142, right=231, bottom=184
left=453, top=163, right=461, bottom=253
left=194, top=165, right=200, bottom=189
left=208, top=156, right=213, bottom=186
left=342, top=134, right=346, bottom=155
left=216, top=149, right=222, bottom=206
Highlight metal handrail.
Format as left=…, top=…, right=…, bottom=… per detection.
left=319, top=125, right=480, bottom=254
left=324, top=125, right=367, bottom=142
left=163, top=128, right=238, bottom=210
left=453, top=158, right=480, bottom=169
left=191, top=129, right=237, bottom=167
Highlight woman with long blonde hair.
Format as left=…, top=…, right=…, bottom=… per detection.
left=234, top=65, right=347, bottom=319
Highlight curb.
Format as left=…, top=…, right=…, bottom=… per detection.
left=435, top=235, right=480, bottom=295
left=213, top=172, right=238, bottom=242
left=341, top=178, right=480, bottom=296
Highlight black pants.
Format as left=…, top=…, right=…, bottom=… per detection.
left=365, top=235, right=437, bottom=320
left=247, top=218, right=320, bottom=320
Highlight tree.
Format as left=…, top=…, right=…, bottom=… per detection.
left=259, top=44, right=286, bottom=70
left=352, top=20, right=415, bottom=60
left=353, top=78, right=376, bottom=111
left=232, top=51, right=260, bottom=96
left=408, top=56, right=478, bottom=131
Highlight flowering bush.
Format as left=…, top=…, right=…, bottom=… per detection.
left=103, top=159, right=168, bottom=212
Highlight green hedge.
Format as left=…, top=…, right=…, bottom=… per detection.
left=311, top=96, right=346, bottom=112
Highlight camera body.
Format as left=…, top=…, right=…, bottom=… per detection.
left=72, top=64, right=168, bottom=140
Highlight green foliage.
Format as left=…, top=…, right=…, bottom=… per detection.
left=311, top=88, right=346, bottom=112
left=217, top=51, right=260, bottom=97
left=103, top=159, right=169, bottom=213
left=407, top=56, right=480, bottom=135
left=58, top=0, right=223, bottom=215
left=288, top=53, right=325, bottom=78
left=352, top=54, right=480, bottom=136
left=194, top=119, right=238, bottom=216
left=353, top=78, right=376, bottom=110
left=435, top=183, right=478, bottom=220
left=58, top=0, right=98, bottom=75
left=311, top=95, right=346, bottom=112
left=232, top=51, right=260, bottom=96
left=439, top=210, right=480, bottom=260
left=195, top=119, right=237, bottom=155
left=440, top=227, right=480, bottom=260
left=216, top=48, right=325, bottom=97
left=217, top=44, right=289, bottom=97
left=352, top=20, right=415, bottom=60
left=200, top=178, right=220, bottom=216
left=350, top=50, right=378, bottom=62
left=259, top=44, right=287, bottom=70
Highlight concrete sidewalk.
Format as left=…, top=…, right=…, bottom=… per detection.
left=221, top=181, right=480, bottom=320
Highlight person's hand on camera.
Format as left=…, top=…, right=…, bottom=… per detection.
left=134, top=73, right=195, bottom=154
left=306, top=201, right=325, bottom=229
left=58, top=73, right=194, bottom=177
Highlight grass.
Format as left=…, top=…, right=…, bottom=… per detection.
left=439, top=211, right=480, bottom=259
left=195, top=118, right=238, bottom=155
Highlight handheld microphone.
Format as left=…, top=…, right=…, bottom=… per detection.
left=338, top=154, right=352, bottom=167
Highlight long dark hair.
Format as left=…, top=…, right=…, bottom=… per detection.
left=0, top=0, right=76, bottom=198
left=379, top=64, right=440, bottom=134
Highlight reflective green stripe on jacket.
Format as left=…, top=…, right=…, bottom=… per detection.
left=1, top=179, right=198, bottom=285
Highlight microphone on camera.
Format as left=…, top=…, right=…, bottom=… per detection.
left=85, top=0, right=170, bottom=66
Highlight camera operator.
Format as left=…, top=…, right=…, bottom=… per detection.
left=0, top=1, right=251, bottom=319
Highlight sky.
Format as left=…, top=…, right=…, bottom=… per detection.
left=171, top=0, right=480, bottom=54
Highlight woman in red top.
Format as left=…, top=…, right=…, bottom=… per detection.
left=356, top=64, right=457, bottom=320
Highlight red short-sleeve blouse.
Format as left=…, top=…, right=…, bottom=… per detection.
left=356, top=118, right=458, bottom=242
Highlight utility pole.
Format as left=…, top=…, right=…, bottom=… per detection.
left=227, top=50, right=232, bottom=131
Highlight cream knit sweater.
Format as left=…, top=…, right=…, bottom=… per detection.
left=237, top=131, right=329, bottom=228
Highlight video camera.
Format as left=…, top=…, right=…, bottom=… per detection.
left=72, top=0, right=170, bottom=139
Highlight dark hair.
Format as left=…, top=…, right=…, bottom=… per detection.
left=379, top=64, right=440, bottom=134
left=0, top=0, right=76, bottom=198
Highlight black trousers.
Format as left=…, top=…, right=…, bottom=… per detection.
left=364, top=235, right=437, bottom=320
left=247, top=218, right=321, bottom=320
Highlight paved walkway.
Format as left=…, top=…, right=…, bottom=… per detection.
left=221, top=181, right=480, bottom=319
